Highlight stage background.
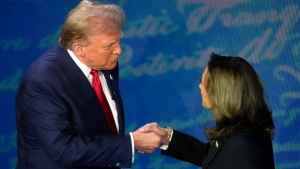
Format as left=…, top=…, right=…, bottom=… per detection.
left=1, top=0, right=299, bottom=168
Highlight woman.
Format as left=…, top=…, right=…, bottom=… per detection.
left=142, top=53, right=275, bottom=169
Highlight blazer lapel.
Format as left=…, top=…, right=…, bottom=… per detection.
left=202, top=138, right=224, bottom=168
left=103, top=68, right=125, bottom=133
left=56, top=44, right=111, bottom=133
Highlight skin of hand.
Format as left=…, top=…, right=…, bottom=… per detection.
left=139, top=122, right=169, bottom=140
left=132, top=124, right=169, bottom=153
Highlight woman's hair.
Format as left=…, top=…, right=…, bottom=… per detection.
left=204, top=53, right=274, bottom=141
left=59, top=0, right=125, bottom=49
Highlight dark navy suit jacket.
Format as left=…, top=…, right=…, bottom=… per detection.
left=15, top=44, right=132, bottom=169
left=161, top=130, right=275, bottom=169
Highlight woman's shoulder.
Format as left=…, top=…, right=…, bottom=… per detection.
left=219, top=130, right=275, bottom=168
left=223, top=130, right=272, bottom=149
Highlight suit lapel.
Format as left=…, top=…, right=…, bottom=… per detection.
left=55, top=44, right=112, bottom=133
left=103, top=68, right=125, bottom=133
left=55, top=44, right=124, bottom=133
left=202, top=138, right=224, bottom=168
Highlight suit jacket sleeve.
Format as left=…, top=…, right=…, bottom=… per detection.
left=161, top=130, right=211, bottom=167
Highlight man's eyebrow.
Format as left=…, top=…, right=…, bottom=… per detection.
left=108, top=41, right=116, bottom=45
left=103, top=40, right=117, bottom=47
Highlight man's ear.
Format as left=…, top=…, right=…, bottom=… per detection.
left=72, top=43, right=85, bottom=57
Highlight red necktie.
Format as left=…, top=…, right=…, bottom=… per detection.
left=90, top=69, right=118, bottom=134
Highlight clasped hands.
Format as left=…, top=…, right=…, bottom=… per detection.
left=132, top=122, right=170, bottom=154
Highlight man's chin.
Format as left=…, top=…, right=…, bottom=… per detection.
left=107, top=63, right=118, bottom=70
left=98, top=62, right=118, bottom=70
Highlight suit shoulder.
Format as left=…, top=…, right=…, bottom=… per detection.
left=223, top=131, right=274, bottom=165
left=226, top=131, right=272, bottom=147
left=22, top=44, right=67, bottom=82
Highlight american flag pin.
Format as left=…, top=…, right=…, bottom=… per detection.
left=110, top=74, right=113, bottom=80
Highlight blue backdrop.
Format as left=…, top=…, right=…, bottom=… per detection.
left=1, top=0, right=300, bottom=168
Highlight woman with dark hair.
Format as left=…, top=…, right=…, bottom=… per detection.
left=141, top=53, right=275, bottom=169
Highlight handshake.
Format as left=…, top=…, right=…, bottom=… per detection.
left=132, top=122, right=172, bottom=154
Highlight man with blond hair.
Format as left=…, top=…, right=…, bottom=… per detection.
left=15, top=1, right=167, bottom=168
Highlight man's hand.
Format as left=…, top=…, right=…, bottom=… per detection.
left=139, top=122, right=170, bottom=138
left=132, top=123, right=169, bottom=153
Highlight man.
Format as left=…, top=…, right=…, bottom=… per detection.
left=15, top=0, right=167, bottom=168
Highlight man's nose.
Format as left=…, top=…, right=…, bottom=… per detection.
left=114, top=42, right=122, bottom=55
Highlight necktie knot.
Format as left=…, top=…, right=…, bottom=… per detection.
left=90, top=69, right=100, bottom=85
left=90, top=69, right=98, bottom=77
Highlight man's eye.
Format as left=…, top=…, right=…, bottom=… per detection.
left=103, top=45, right=112, bottom=49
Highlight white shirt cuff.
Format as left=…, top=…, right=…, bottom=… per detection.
left=129, top=132, right=135, bottom=163
left=160, top=129, right=173, bottom=150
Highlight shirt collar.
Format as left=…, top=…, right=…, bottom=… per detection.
left=67, top=49, right=91, bottom=77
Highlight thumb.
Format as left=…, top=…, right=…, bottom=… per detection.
left=139, top=123, right=150, bottom=132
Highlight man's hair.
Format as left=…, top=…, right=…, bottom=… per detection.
left=204, top=53, right=274, bottom=141
left=59, top=0, right=125, bottom=49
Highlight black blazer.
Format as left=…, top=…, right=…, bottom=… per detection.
left=161, top=130, right=275, bottom=169
left=15, top=44, right=132, bottom=169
